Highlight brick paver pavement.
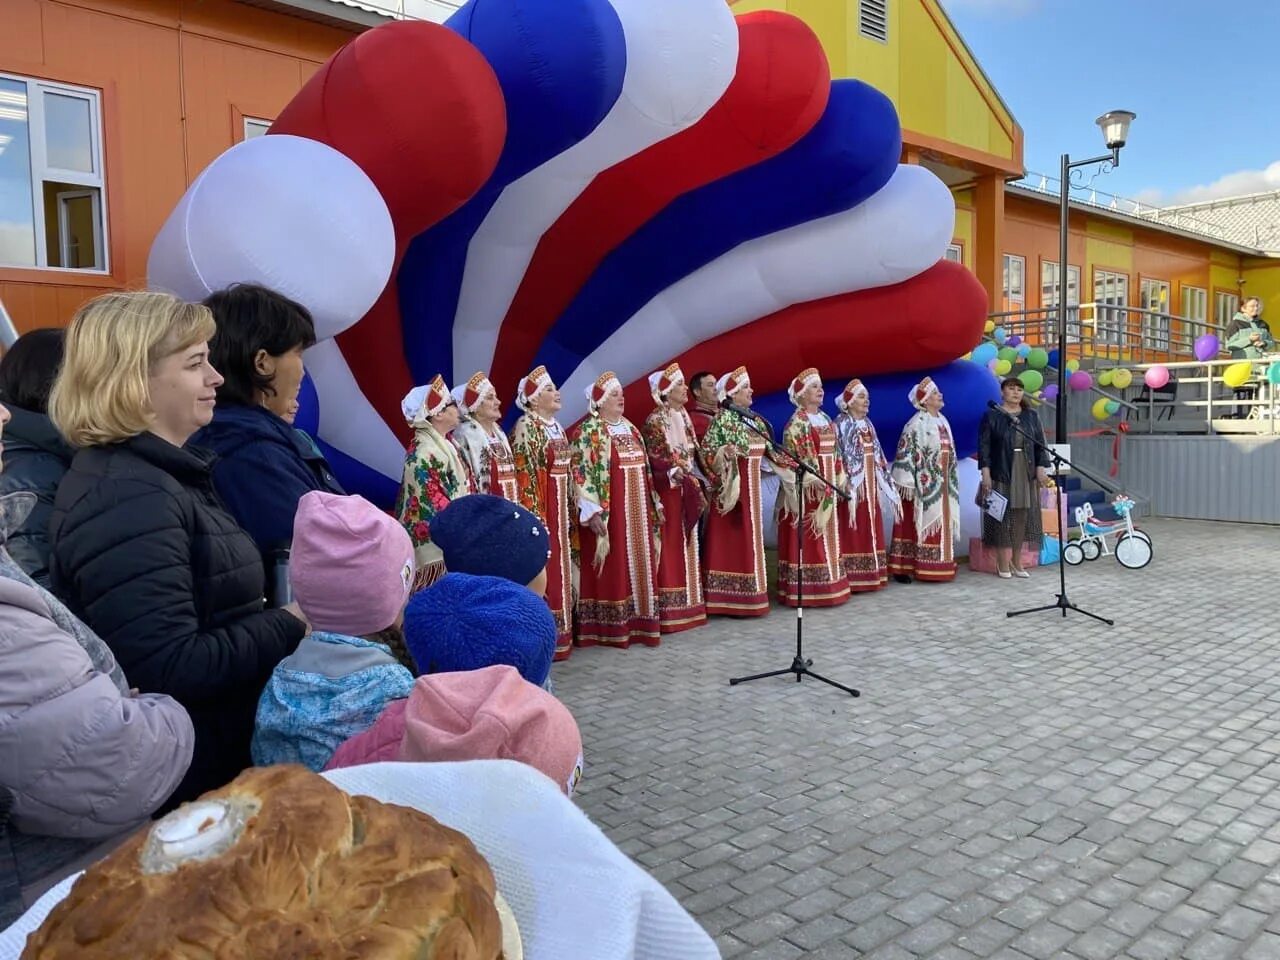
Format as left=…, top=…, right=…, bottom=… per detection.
left=553, top=518, right=1280, bottom=959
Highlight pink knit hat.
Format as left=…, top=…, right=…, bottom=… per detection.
left=290, top=491, right=415, bottom=636
left=399, top=665, right=584, bottom=797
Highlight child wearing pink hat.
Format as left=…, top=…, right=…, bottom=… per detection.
left=325, top=664, right=584, bottom=797
left=252, top=492, right=417, bottom=771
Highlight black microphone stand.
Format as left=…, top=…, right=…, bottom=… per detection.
left=995, top=405, right=1113, bottom=625
left=726, top=407, right=860, bottom=696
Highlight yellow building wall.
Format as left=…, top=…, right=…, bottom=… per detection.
left=1243, top=259, right=1280, bottom=320
left=728, top=0, right=1017, bottom=168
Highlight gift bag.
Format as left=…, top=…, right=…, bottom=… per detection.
left=1039, top=535, right=1061, bottom=565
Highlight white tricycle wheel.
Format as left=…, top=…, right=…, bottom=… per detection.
left=1064, top=542, right=1085, bottom=566
left=1081, top=539, right=1102, bottom=561
left=1115, top=533, right=1152, bottom=569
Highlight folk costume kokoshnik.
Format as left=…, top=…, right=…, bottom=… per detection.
left=833, top=379, right=900, bottom=593
left=699, top=367, right=771, bottom=617
left=888, top=376, right=960, bottom=583
left=776, top=368, right=850, bottom=608
left=640, top=363, right=707, bottom=634
left=570, top=372, right=663, bottom=648
left=451, top=371, right=520, bottom=503
left=395, top=376, right=476, bottom=590
left=509, top=365, right=575, bottom=661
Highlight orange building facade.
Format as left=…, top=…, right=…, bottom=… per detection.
left=0, top=0, right=355, bottom=332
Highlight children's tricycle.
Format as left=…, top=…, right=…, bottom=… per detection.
left=1063, top=496, right=1152, bottom=569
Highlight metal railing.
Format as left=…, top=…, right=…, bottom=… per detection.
left=988, top=303, right=1226, bottom=366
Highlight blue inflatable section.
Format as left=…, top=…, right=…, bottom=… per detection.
left=752, top=360, right=1000, bottom=462
left=294, top=372, right=401, bottom=505
left=398, top=0, right=627, bottom=385
left=527, top=79, right=902, bottom=394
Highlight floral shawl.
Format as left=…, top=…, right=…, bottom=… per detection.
left=510, top=412, right=566, bottom=523
left=395, top=423, right=475, bottom=576
left=834, top=412, right=900, bottom=525
left=570, top=413, right=662, bottom=570
left=453, top=417, right=513, bottom=496
left=640, top=406, right=698, bottom=476
left=890, top=411, right=959, bottom=541
left=700, top=408, right=769, bottom=514
left=778, top=411, right=844, bottom=537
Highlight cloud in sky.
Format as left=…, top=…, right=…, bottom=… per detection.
left=1140, top=160, right=1280, bottom=207
left=939, top=0, right=1041, bottom=15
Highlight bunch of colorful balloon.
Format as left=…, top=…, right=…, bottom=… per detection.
left=966, top=323, right=1053, bottom=402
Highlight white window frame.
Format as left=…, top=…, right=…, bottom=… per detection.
left=243, top=116, right=271, bottom=140
left=1093, top=269, right=1129, bottom=345
left=1041, top=260, right=1081, bottom=343
left=1002, top=254, right=1026, bottom=311
left=944, top=243, right=963, bottom=264
left=1182, top=285, right=1208, bottom=340
left=1139, top=278, right=1171, bottom=350
left=0, top=71, right=108, bottom=273
left=1214, top=291, right=1240, bottom=331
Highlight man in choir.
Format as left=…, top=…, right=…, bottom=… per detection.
left=688, top=370, right=719, bottom=443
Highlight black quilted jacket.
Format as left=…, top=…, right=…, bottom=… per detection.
left=48, top=432, right=305, bottom=803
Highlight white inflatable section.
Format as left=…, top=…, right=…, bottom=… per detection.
left=450, top=0, right=738, bottom=378
left=557, top=164, right=955, bottom=422
left=147, top=135, right=395, bottom=341
left=305, top=339, right=407, bottom=481
left=956, top=456, right=983, bottom=546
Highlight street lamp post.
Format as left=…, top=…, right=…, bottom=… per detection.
left=1054, top=110, right=1137, bottom=441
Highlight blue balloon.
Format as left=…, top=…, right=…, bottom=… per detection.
left=1016, top=342, right=1032, bottom=358
left=992, top=326, right=1008, bottom=345
left=526, top=79, right=902, bottom=405
left=399, top=0, right=627, bottom=384
left=753, top=359, right=999, bottom=462
left=1047, top=348, right=1060, bottom=369
left=971, top=342, right=998, bottom=366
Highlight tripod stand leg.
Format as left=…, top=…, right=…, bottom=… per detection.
left=1065, top=602, right=1114, bottom=626
left=729, top=667, right=800, bottom=686
left=1007, top=602, right=1068, bottom=618
left=798, top=667, right=860, bottom=696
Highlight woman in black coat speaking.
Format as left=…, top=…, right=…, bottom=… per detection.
left=47, top=291, right=308, bottom=803
left=977, top=377, right=1051, bottom=579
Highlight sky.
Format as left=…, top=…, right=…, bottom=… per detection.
left=939, top=0, right=1280, bottom=208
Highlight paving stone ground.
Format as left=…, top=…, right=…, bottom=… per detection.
left=553, top=518, right=1280, bottom=959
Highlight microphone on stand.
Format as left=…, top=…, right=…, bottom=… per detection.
left=724, top=402, right=755, bottom=419
left=987, top=399, right=1000, bottom=410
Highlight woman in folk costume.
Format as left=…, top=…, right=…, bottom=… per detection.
left=776, top=368, right=850, bottom=607
left=699, top=367, right=771, bottom=617
left=570, top=372, right=663, bottom=648
left=395, top=375, right=475, bottom=589
left=509, top=365, right=575, bottom=661
left=451, top=371, right=519, bottom=503
left=834, top=379, right=900, bottom=592
left=889, top=376, right=960, bottom=583
left=640, top=363, right=707, bottom=634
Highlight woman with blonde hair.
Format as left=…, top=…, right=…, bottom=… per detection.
left=48, top=291, right=307, bottom=804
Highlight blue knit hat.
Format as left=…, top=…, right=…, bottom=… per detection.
left=404, top=573, right=556, bottom=687
left=431, top=494, right=551, bottom=586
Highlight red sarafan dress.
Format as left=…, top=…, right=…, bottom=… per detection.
left=570, top=414, right=662, bottom=648
left=700, top=408, right=771, bottom=616
left=453, top=418, right=520, bottom=503
left=511, top=412, right=576, bottom=659
left=642, top=406, right=707, bottom=634
left=776, top=411, right=850, bottom=607
left=834, top=413, right=898, bottom=592
left=888, top=411, right=960, bottom=582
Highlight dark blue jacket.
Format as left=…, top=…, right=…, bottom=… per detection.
left=192, top=405, right=343, bottom=555
left=0, top=406, right=74, bottom=588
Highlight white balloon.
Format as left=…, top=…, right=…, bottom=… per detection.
left=957, top=456, right=983, bottom=547
left=559, top=164, right=955, bottom=421
left=450, top=0, right=739, bottom=377
left=148, top=134, right=394, bottom=340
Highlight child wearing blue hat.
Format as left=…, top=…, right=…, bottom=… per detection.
left=430, top=494, right=552, bottom=595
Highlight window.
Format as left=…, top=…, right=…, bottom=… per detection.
left=1182, top=285, right=1208, bottom=340
left=243, top=117, right=271, bottom=140
left=0, top=72, right=107, bottom=271
left=1214, top=291, right=1240, bottom=330
left=1041, top=260, right=1081, bottom=343
left=944, top=243, right=963, bottom=264
left=1139, top=278, right=1171, bottom=350
left=1002, top=254, right=1025, bottom=313
left=858, top=0, right=888, bottom=43
left=1093, top=269, right=1129, bottom=345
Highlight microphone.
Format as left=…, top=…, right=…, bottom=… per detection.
left=987, top=400, right=1000, bottom=410
left=724, top=402, right=755, bottom=419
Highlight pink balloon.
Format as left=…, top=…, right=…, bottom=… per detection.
left=1069, top=370, right=1093, bottom=391
left=987, top=358, right=999, bottom=371
left=1144, top=365, right=1170, bottom=389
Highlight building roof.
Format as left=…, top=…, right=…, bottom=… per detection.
left=1134, top=190, right=1280, bottom=253
left=238, top=0, right=459, bottom=28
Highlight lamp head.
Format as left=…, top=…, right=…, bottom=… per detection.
left=1096, top=110, right=1136, bottom=150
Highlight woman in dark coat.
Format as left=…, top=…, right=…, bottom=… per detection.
left=191, top=284, right=343, bottom=560
left=977, top=377, right=1051, bottom=578
left=0, top=329, right=74, bottom=587
left=48, top=291, right=307, bottom=804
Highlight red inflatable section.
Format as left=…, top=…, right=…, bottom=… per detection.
left=621, top=260, right=987, bottom=412
left=273, top=21, right=507, bottom=441
left=489, top=10, right=830, bottom=401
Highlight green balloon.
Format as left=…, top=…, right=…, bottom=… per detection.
left=1104, top=400, right=1120, bottom=415
left=1018, top=369, right=1044, bottom=392
left=1027, top=348, right=1049, bottom=370
left=998, top=346, right=1017, bottom=363
left=1268, top=361, right=1280, bottom=386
